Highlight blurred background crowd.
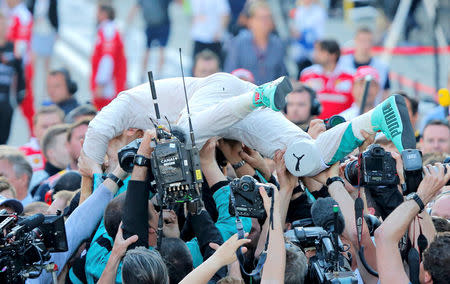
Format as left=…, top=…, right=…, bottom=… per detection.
left=0, top=0, right=448, bottom=147
left=0, top=1, right=449, bottom=283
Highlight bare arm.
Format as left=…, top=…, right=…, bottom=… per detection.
left=179, top=234, right=251, bottom=284
left=313, top=163, right=378, bottom=284
left=375, top=164, right=450, bottom=284
left=200, top=138, right=227, bottom=187
left=260, top=187, right=285, bottom=282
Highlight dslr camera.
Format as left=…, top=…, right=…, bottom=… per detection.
left=228, top=175, right=273, bottom=219
left=344, top=144, right=398, bottom=187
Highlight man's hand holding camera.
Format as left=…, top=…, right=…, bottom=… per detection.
left=132, top=130, right=157, bottom=181
left=416, top=163, right=450, bottom=206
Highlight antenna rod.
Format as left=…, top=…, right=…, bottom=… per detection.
left=179, top=48, right=196, bottom=147
left=148, top=71, right=161, bottom=120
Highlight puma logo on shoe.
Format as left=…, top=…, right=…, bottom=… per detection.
left=382, top=102, right=400, bottom=138
left=292, top=153, right=305, bottom=172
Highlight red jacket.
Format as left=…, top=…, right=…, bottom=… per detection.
left=300, top=64, right=354, bottom=119
left=91, top=21, right=126, bottom=109
left=7, top=3, right=32, bottom=59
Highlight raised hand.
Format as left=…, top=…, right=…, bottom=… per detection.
left=240, top=145, right=271, bottom=180
left=209, top=233, right=251, bottom=267
left=274, top=149, right=297, bottom=190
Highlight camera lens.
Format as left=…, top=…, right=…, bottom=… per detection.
left=241, top=182, right=250, bottom=191
left=344, top=160, right=359, bottom=186
left=120, top=152, right=136, bottom=173
left=325, top=115, right=346, bottom=130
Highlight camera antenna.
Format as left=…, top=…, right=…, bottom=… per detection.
left=164, top=115, right=173, bottom=133
left=179, top=48, right=196, bottom=147
left=148, top=71, right=161, bottom=122
left=149, top=117, right=158, bottom=129
left=148, top=71, right=168, bottom=139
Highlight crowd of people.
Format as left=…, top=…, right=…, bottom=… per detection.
left=0, top=0, right=449, bottom=284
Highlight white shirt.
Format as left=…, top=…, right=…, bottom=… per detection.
left=190, top=0, right=230, bottom=43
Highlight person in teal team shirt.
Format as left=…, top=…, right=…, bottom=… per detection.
left=80, top=132, right=257, bottom=283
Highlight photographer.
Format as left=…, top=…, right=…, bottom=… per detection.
left=180, top=182, right=285, bottom=283
left=313, top=161, right=378, bottom=284
left=97, top=224, right=169, bottom=284
left=25, top=161, right=127, bottom=283
left=375, top=163, right=450, bottom=284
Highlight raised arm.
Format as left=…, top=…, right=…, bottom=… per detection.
left=260, top=185, right=285, bottom=282
left=98, top=225, right=138, bottom=284
left=179, top=234, right=251, bottom=284
left=375, top=164, right=450, bottom=284
left=313, top=162, right=378, bottom=284
left=27, top=164, right=127, bottom=284
left=121, top=130, right=156, bottom=246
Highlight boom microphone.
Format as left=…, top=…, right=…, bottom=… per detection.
left=311, top=197, right=345, bottom=235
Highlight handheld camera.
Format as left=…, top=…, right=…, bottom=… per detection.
left=344, top=144, right=398, bottom=187
left=228, top=175, right=273, bottom=219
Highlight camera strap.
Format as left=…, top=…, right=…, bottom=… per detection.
left=156, top=187, right=166, bottom=251
left=229, top=186, right=273, bottom=279
left=354, top=155, right=379, bottom=277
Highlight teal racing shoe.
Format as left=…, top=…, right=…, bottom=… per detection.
left=371, top=94, right=416, bottom=152
left=252, top=76, right=292, bottom=111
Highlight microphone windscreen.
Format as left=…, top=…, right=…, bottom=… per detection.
left=171, top=126, right=186, bottom=144
left=311, top=197, right=345, bottom=235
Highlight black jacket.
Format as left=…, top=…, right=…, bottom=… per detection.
left=28, top=0, right=59, bottom=31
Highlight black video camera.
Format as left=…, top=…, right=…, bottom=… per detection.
left=0, top=212, right=67, bottom=283
left=150, top=127, right=203, bottom=204
left=228, top=175, right=273, bottom=219
left=117, top=126, right=203, bottom=204
left=285, top=223, right=357, bottom=284
left=344, top=144, right=398, bottom=187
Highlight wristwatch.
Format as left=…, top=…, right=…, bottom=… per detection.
left=326, top=176, right=345, bottom=187
left=406, top=192, right=424, bottom=213
left=232, top=160, right=246, bottom=170
left=134, top=155, right=151, bottom=167
left=106, top=173, right=124, bottom=188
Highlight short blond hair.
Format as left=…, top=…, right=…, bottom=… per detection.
left=23, top=202, right=50, bottom=216
left=33, top=105, right=64, bottom=126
